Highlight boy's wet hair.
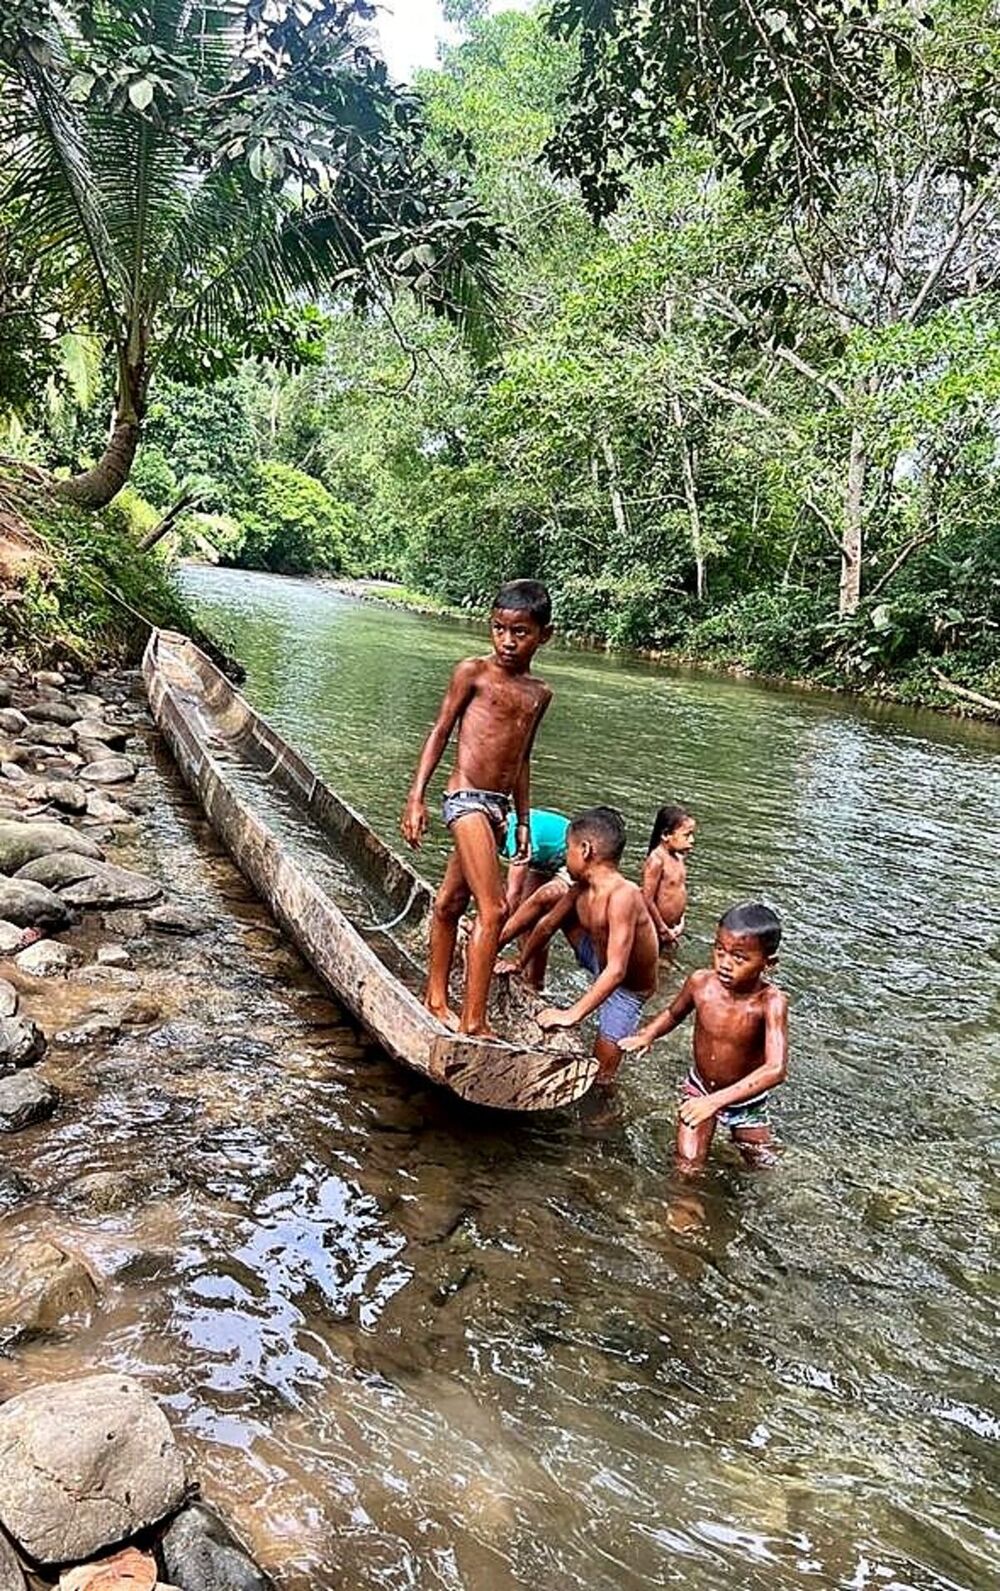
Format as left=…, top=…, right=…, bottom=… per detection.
left=569, top=805, right=626, bottom=862
left=719, top=902, right=782, bottom=957
left=647, top=802, right=691, bottom=854
left=492, top=579, right=552, bottom=627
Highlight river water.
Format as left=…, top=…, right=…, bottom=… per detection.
left=8, top=565, right=999, bottom=1590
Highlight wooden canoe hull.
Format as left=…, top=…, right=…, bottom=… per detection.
left=143, top=630, right=598, bottom=1110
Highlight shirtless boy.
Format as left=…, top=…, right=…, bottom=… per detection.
left=401, top=579, right=552, bottom=1037
left=620, top=902, right=788, bottom=1171
left=643, top=804, right=696, bottom=948
left=497, top=806, right=658, bottom=1084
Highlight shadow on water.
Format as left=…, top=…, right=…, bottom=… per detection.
left=2, top=566, right=996, bottom=1591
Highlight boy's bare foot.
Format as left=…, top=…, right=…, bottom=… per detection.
left=426, top=1001, right=461, bottom=1032
left=459, top=1021, right=499, bottom=1040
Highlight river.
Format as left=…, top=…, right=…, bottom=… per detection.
left=12, top=564, right=1000, bottom=1590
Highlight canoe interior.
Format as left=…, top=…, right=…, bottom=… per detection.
left=143, top=631, right=598, bottom=1110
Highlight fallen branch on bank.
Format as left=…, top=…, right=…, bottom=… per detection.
left=931, top=669, right=1000, bottom=716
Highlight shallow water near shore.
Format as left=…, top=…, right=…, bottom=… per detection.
left=4, top=565, right=998, bottom=1590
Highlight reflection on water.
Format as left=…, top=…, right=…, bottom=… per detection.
left=3, top=566, right=997, bottom=1591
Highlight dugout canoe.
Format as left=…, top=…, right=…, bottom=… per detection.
left=143, top=630, right=598, bottom=1110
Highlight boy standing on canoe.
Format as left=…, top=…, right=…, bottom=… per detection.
left=401, top=579, right=553, bottom=1037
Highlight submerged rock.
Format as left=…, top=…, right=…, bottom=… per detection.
left=85, top=792, right=135, bottom=825
left=72, top=719, right=130, bottom=750
left=0, top=879, right=72, bottom=931
left=0, top=1374, right=188, bottom=1565
left=160, top=1503, right=276, bottom=1591
left=0, top=1169, right=37, bottom=1216
left=0, top=1016, right=46, bottom=1073
left=0, top=1071, right=56, bottom=1130
left=146, top=903, right=210, bottom=936
left=0, top=1238, right=97, bottom=1333
left=53, top=1013, right=121, bottom=1047
left=0, top=819, right=102, bottom=874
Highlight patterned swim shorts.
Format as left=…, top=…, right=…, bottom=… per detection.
left=682, top=1068, right=770, bottom=1130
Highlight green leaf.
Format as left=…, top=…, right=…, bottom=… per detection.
left=128, top=77, right=155, bottom=111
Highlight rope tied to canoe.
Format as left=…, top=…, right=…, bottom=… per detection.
left=364, top=879, right=421, bottom=935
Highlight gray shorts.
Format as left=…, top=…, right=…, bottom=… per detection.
left=442, top=788, right=510, bottom=840
left=574, top=933, right=645, bottom=1045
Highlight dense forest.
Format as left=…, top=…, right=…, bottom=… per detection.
left=2, top=0, right=999, bottom=710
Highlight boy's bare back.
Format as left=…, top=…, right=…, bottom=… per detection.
left=574, top=872, right=659, bottom=999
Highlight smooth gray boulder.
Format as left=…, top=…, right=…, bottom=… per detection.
left=71, top=719, right=129, bottom=749
left=85, top=792, right=134, bottom=825
left=0, top=1072, right=56, bottom=1130
left=15, top=851, right=103, bottom=889
left=0, top=1374, right=187, bottom=1565
left=14, top=939, right=80, bottom=977
left=0, top=820, right=102, bottom=874
left=33, top=670, right=65, bottom=690
left=80, top=757, right=136, bottom=786
left=0, top=879, right=72, bottom=931
left=66, top=693, right=105, bottom=717
left=0, top=711, right=27, bottom=737
left=59, top=864, right=161, bottom=910
left=19, top=723, right=75, bottom=749
left=0, top=1238, right=97, bottom=1333
left=24, top=701, right=78, bottom=728
left=0, top=1016, right=46, bottom=1074
left=0, top=922, right=22, bottom=954
left=0, top=1529, right=25, bottom=1591
left=38, top=779, right=88, bottom=813
left=160, top=1503, right=275, bottom=1591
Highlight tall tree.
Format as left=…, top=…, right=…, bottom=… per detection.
left=0, top=0, right=503, bottom=507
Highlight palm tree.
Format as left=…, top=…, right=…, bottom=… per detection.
left=0, top=0, right=503, bottom=507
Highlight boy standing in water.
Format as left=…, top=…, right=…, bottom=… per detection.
left=620, top=903, right=788, bottom=1170
left=401, top=579, right=553, bottom=1037
left=498, top=807, right=658, bottom=1084
left=643, top=804, right=696, bottom=948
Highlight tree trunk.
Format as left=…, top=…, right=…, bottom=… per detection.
left=55, top=354, right=146, bottom=510
left=54, top=416, right=141, bottom=509
left=839, top=423, right=866, bottom=616
left=139, top=490, right=197, bottom=552
left=599, top=433, right=630, bottom=543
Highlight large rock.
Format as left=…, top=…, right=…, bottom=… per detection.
left=71, top=720, right=129, bottom=750
left=39, top=780, right=88, bottom=814
left=0, top=820, right=102, bottom=874
left=0, top=1072, right=56, bottom=1130
left=0, top=922, right=22, bottom=954
left=160, top=1503, right=275, bottom=1591
left=80, top=757, right=137, bottom=786
left=0, top=879, right=72, bottom=932
left=33, top=670, right=66, bottom=690
left=66, top=693, right=106, bottom=718
left=25, top=701, right=79, bottom=728
left=0, top=1530, right=26, bottom=1591
left=0, top=1239, right=97, bottom=1333
left=20, top=724, right=75, bottom=750
left=14, top=939, right=80, bottom=977
left=59, top=864, right=161, bottom=910
left=85, top=793, right=134, bottom=825
left=0, top=1016, right=46, bottom=1074
left=0, top=711, right=27, bottom=737
left=0, top=1374, right=187, bottom=1565
left=0, top=980, right=16, bottom=1018
left=15, top=851, right=103, bottom=889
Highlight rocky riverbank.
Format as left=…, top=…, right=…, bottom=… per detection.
left=0, top=659, right=322, bottom=1589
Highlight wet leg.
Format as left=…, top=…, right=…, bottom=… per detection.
left=593, top=1033, right=624, bottom=1087
left=451, top=812, right=506, bottom=1037
left=732, top=1126, right=779, bottom=1169
left=424, top=850, right=470, bottom=1031
left=676, top=1115, right=716, bottom=1176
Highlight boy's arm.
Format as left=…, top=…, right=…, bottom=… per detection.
left=619, top=975, right=698, bottom=1053
left=537, top=890, right=637, bottom=1030
left=499, top=885, right=577, bottom=979
left=679, top=989, right=789, bottom=1126
left=510, top=688, right=551, bottom=863
left=641, top=852, right=669, bottom=939
left=401, top=660, right=477, bottom=848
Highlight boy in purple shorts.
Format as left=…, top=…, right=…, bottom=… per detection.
left=496, top=807, right=658, bottom=1086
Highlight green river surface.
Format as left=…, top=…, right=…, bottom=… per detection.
left=169, top=567, right=998, bottom=1586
